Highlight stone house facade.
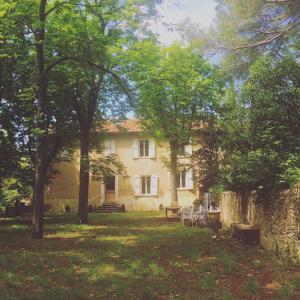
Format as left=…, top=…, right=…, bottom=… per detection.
left=45, top=119, right=197, bottom=212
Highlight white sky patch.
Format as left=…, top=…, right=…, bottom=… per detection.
left=150, top=0, right=217, bottom=45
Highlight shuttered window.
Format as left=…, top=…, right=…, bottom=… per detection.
left=133, top=139, right=155, bottom=159
left=104, top=139, right=115, bottom=155
left=141, top=176, right=151, bottom=195
left=139, top=139, right=149, bottom=157
left=133, top=175, right=158, bottom=196
left=177, top=171, right=186, bottom=188
left=176, top=169, right=193, bottom=189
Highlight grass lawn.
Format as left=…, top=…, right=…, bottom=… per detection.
left=0, top=212, right=300, bottom=300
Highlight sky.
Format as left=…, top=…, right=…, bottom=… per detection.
left=151, top=0, right=218, bottom=45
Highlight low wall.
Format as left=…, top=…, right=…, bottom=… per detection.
left=220, top=186, right=300, bottom=263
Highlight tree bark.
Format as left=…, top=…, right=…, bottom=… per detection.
left=75, top=75, right=103, bottom=224
left=32, top=0, right=47, bottom=239
left=169, top=141, right=179, bottom=207
left=77, top=130, right=90, bottom=224
left=32, top=143, right=46, bottom=238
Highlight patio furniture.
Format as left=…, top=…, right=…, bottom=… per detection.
left=193, top=207, right=208, bottom=227
left=180, top=206, right=208, bottom=227
left=164, top=206, right=181, bottom=221
left=180, top=206, right=194, bottom=225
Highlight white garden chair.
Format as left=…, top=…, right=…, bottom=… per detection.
left=192, top=206, right=208, bottom=226
left=180, top=206, right=194, bottom=225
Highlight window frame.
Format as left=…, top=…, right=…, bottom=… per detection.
left=141, top=175, right=151, bottom=195
left=139, top=139, right=150, bottom=158
left=177, top=170, right=187, bottom=189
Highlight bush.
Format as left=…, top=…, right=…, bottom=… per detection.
left=0, top=177, right=32, bottom=215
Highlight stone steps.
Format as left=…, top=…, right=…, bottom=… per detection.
left=93, top=202, right=124, bottom=213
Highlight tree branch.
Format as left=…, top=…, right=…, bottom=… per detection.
left=230, top=32, right=284, bottom=50
left=265, top=0, right=290, bottom=3
left=45, top=1, right=69, bottom=17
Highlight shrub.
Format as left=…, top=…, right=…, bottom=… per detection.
left=120, top=204, right=126, bottom=212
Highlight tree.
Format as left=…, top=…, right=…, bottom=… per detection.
left=1, top=0, right=161, bottom=231
left=191, top=114, right=223, bottom=196
left=180, top=0, right=299, bottom=77
left=1, top=0, right=82, bottom=237
left=51, top=0, right=160, bottom=224
left=220, top=55, right=300, bottom=194
left=127, top=42, right=223, bottom=206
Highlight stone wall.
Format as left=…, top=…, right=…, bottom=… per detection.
left=220, top=186, right=300, bottom=263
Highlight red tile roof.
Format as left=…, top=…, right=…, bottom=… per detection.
left=103, top=119, right=143, bottom=133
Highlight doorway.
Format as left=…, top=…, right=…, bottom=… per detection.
left=105, top=176, right=115, bottom=202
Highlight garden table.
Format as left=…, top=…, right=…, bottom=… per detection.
left=164, top=206, right=181, bottom=221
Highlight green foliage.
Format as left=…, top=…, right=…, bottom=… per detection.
left=220, top=55, right=300, bottom=192
left=0, top=0, right=161, bottom=221
left=128, top=41, right=223, bottom=145
left=0, top=179, right=20, bottom=213
left=191, top=115, right=223, bottom=192
left=204, top=0, right=299, bottom=78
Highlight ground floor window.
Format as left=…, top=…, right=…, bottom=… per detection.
left=141, top=175, right=151, bottom=195
left=133, top=175, right=158, bottom=196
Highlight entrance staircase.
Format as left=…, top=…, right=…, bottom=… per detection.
left=93, top=202, right=124, bottom=213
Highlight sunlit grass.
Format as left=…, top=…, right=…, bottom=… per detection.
left=0, top=211, right=299, bottom=299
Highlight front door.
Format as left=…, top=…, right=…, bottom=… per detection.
left=105, top=176, right=115, bottom=202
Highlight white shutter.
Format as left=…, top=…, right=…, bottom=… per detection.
left=186, top=169, right=193, bottom=189
left=110, top=139, right=115, bottom=154
left=133, top=175, right=140, bottom=196
left=104, top=140, right=111, bottom=156
left=151, top=175, right=158, bottom=196
left=133, top=139, right=139, bottom=158
left=184, top=144, right=192, bottom=156
left=149, top=139, right=155, bottom=158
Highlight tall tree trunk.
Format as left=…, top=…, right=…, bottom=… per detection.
left=32, top=142, right=46, bottom=238
left=169, top=141, right=179, bottom=207
left=32, top=0, right=47, bottom=239
left=78, top=130, right=90, bottom=224
left=75, top=75, right=103, bottom=224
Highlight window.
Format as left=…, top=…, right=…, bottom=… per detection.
left=178, top=144, right=192, bottom=157
left=178, top=145, right=185, bottom=156
left=133, top=139, right=155, bottom=159
left=141, top=176, right=151, bottom=195
left=133, top=175, right=158, bottom=196
left=177, top=170, right=187, bottom=188
left=139, top=139, right=149, bottom=157
left=104, top=139, right=115, bottom=155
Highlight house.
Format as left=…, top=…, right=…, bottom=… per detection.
left=45, top=119, right=197, bottom=212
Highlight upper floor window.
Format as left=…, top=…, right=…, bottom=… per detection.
left=103, top=139, right=115, bottom=156
left=139, top=139, right=149, bottom=157
left=133, top=139, right=155, bottom=159
left=177, top=170, right=187, bottom=188
left=178, top=144, right=192, bottom=157
left=171, top=169, right=193, bottom=190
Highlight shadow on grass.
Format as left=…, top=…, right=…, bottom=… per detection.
left=0, top=212, right=299, bottom=300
